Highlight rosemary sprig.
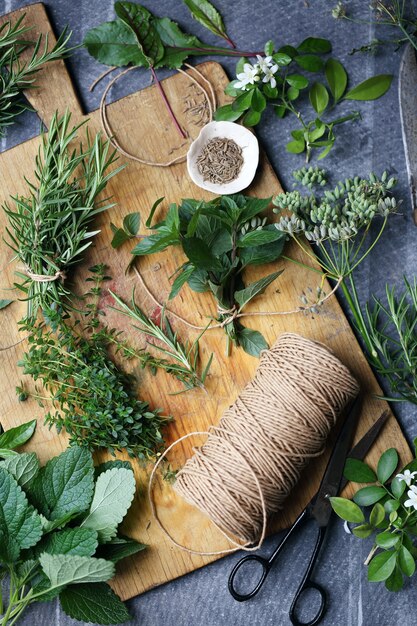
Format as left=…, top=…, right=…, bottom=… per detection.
left=0, top=14, right=72, bottom=135
left=3, top=110, right=122, bottom=320
left=109, top=290, right=212, bottom=392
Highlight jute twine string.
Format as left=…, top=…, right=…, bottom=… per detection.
left=24, top=266, right=66, bottom=283
left=91, top=63, right=216, bottom=168
left=149, top=333, right=359, bottom=555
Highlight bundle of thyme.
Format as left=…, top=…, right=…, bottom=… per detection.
left=3, top=110, right=122, bottom=320
left=0, top=14, right=72, bottom=135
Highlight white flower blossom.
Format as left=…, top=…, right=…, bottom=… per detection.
left=396, top=469, right=417, bottom=486
left=235, top=63, right=260, bottom=90
left=256, top=55, right=274, bottom=73
left=404, top=485, right=417, bottom=511
left=261, top=63, right=279, bottom=89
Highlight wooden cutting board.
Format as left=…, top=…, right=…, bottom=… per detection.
left=0, top=3, right=412, bottom=601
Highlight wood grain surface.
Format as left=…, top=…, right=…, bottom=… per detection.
left=0, top=3, right=412, bottom=601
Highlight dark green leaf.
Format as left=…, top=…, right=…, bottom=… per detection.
left=97, top=535, right=147, bottom=563
left=0, top=299, right=13, bottom=310
left=309, top=82, right=329, bottom=115
left=391, top=476, right=406, bottom=499
left=237, top=327, right=268, bottom=357
left=264, top=40, right=274, bottom=56
left=231, top=90, right=254, bottom=112
left=0, top=420, right=36, bottom=450
left=114, top=2, right=164, bottom=66
left=214, top=104, right=242, bottom=122
left=369, top=503, right=385, bottom=527
left=224, top=80, right=242, bottom=97
left=352, top=523, right=373, bottom=538
left=287, top=86, right=300, bottom=101
left=242, top=108, right=261, bottom=127
left=95, top=460, right=132, bottom=478
left=169, top=264, right=195, bottom=299
left=0, top=453, right=39, bottom=488
left=182, top=237, right=221, bottom=271
left=385, top=565, right=403, bottom=592
left=132, top=232, right=179, bottom=256
left=384, top=499, right=401, bottom=514
left=235, top=271, right=283, bottom=311
left=353, top=486, right=386, bottom=506
left=345, top=75, right=393, bottom=101
left=154, top=17, right=204, bottom=69
left=238, top=229, right=283, bottom=248
left=111, top=228, right=131, bottom=249
left=274, top=105, right=287, bottom=118
left=42, top=528, right=98, bottom=557
left=187, top=268, right=209, bottom=293
left=236, top=56, right=248, bottom=75
left=239, top=235, right=286, bottom=267
left=343, top=458, right=377, bottom=484
left=184, top=0, right=229, bottom=42
left=251, top=89, right=267, bottom=113
left=286, top=74, right=309, bottom=89
left=297, top=37, right=332, bottom=54
left=295, top=54, right=324, bottom=72
left=238, top=197, right=272, bottom=225
left=123, top=213, right=140, bottom=237
left=263, top=84, right=278, bottom=99
left=375, top=531, right=400, bottom=548
left=329, top=497, right=365, bottom=523
left=278, top=45, right=297, bottom=59
left=377, top=448, right=398, bottom=484
left=286, top=139, right=305, bottom=154
left=368, top=551, right=397, bottom=582
left=272, top=52, right=292, bottom=66
left=145, top=197, right=164, bottom=228
left=398, top=545, right=415, bottom=576
left=325, top=58, right=347, bottom=102
left=60, top=582, right=130, bottom=625
left=84, top=20, right=148, bottom=67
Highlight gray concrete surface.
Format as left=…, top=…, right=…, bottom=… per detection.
left=2, top=0, right=417, bottom=624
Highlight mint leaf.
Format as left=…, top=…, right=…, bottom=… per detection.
left=237, top=327, right=268, bottom=357
left=60, top=582, right=130, bottom=625
left=0, top=419, right=36, bottom=450
left=84, top=20, right=148, bottom=67
left=97, top=535, right=147, bottom=563
left=123, top=212, right=140, bottom=236
left=235, top=271, right=283, bottom=311
left=42, top=528, right=98, bottom=557
left=30, top=447, right=94, bottom=521
left=81, top=468, right=136, bottom=542
left=40, top=554, right=115, bottom=587
left=238, top=229, right=283, bottom=248
left=0, top=452, right=39, bottom=488
left=0, top=468, right=43, bottom=553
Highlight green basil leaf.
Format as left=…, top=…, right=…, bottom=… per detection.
left=214, top=104, right=242, bottom=122
left=309, top=82, right=329, bottom=115
left=237, top=327, right=268, bottom=357
left=297, top=37, right=332, bottom=54
left=145, top=197, right=165, bottom=228
left=0, top=299, right=13, bottom=310
left=239, top=234, right=286, bottom=267
left=352, top=523, right=373, bottom=538
left=329, top=496, right=365, bottom=523
left=0, top=419, right=36, bottom=450
left=0, top=452, right=39, bottom=488
left=132, top=232, right=179, bottom=255
left=325, top=58, right=347, bottom=102
left=40, top=554, right=115, bottom=588
left=231, top=89, right=254, bottom=112
left=353, top=486, right=386, bottom=506
left=84, top=20, right=148, bottom=67
left=169, top=264, right=195, bottom=299
left=286, top=74, right=309, bottom=89
left=369, top=502, right=386, bottom=527
left=184, top=0, right=229, bottom=42
left=123, top=213, right=140, bottom=237
left=375, top=531, right=400, bottom=548
left=114, top=2, right=164, bottom=66
left=111, top=228, right=131, bottom=249
left=81, top=468, right=136, bottom=543
left=398, top=545, right=415, bottom=577
left=60, top=582, right=130, bottom=625
left=368, top=551, right=397, bottom=582
left=295, top=54, right=324, bottom=72
left=96, top=535, right=147, bottom=563
left=29, top=446, right=94, bottom=522
left=385, top=565, right=403, bottom=592
left=235, top=271, right=283, bottom=311
left=344, top=458, right=377, bottom=483
left=242, top=108, right=261, bottom=127
left=377, top=448, right=398, bottom=484
left=238, top=229, right=283, bottom=248
left=344, top=74, right=393, bottom=101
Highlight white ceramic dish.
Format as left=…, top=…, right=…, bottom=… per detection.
left=187, top=121, right=259, bottom=194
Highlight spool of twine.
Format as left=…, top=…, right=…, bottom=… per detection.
left=150, top=332, right=359, bottom=553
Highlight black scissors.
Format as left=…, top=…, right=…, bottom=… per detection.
left=228, top=399, right=389, bottom=626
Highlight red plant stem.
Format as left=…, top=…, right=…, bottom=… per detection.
left=224, top=35, right=237, bottom=49
left=150, top=65, right=186, bottom=139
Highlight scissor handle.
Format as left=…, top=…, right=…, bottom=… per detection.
left=228, top=554, right=270, bottom=602
left=289, top=526, right=328, bottom=626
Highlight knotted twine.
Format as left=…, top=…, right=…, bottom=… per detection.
left=149, top=332, right=359, bottom=554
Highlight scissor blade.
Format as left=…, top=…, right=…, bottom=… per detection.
left=399, top=43, right=417, bottom=225
left=338, top=410, right=390, bottom=493
left=309, top=396, right=362, bottom=527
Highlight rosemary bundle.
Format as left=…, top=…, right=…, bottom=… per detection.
left=3, top=110, right=122, bottom=320
left=0, top=15, right=72, bottom=135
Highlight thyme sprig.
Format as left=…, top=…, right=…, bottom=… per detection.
left=109, top=290, right=212, bottom=392
left=0, top=14, right=72, bottom=135
left=3, top=110, right=122, bottom=320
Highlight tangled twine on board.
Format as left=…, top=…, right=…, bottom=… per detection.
left=149, top=332, right=359, bottom=555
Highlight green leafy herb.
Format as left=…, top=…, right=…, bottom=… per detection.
left=131, top=195, right=286, bottom=356
left=184, top=0, right=235, bottom=48
left=109, top=290, right=212, bottom=391
left=0, top=15, right=72, bottom=136
left=0, top=419, right=36, bottom=451
left=3, top=110, right=122, bottom=321
left=0, top=441, right=141, bottom=624
left=331, top=446, right=417, bottom=592
left=0, top=300, right=13, bottom=310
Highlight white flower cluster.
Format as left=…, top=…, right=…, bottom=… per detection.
left=397, top=470, right=417, bottom=511
left=235, top=55, right=279, bottom=90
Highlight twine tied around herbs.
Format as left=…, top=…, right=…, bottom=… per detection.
left=149, top=332, right=359, bottom=555
left=24, top=266, right=66, bottom=283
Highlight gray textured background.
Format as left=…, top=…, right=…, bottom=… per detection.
left=2, top=0, right=417, bottom=624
